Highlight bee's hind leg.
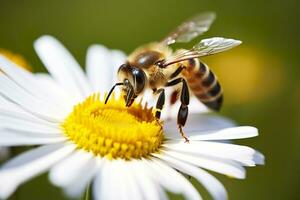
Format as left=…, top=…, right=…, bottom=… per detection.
left=166, top=78, right=190, bottom=143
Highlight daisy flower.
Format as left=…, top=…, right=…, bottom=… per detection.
left=0, top=49, right=32, bottom=161
left=0, top=35, right=264, bottom=200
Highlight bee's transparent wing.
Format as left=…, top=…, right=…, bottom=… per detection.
left=161, top=12, right=216, bottom=45
left=162, top=37, right=242, bottom=66
left=193, top=37, right=242, bottom=56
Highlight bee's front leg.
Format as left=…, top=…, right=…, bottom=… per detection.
left=154, top=88, right=165, bottom=119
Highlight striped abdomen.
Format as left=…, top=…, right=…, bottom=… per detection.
left=182, top=59, right=223, bottom=111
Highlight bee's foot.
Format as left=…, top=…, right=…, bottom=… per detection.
left=155, top=117, right=160, bottom=124
left=155, top=117, right=164, bottom=128
left=179, top=125, right=189, bottom=143
left=183, top=136, right=190, bottom=143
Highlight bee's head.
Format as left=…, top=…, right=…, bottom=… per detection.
left=105, top=63, right=146, bottom=107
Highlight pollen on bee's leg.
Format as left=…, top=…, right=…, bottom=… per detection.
left=61, top=93, right=164, bottom=160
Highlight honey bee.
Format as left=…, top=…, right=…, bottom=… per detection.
left=105, top=12, right=241, bottom=142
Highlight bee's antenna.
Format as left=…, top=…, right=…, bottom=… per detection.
left=105, top=82, right=124, bottom=104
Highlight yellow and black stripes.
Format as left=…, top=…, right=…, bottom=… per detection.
left=182, top=59, right=223, bottom=111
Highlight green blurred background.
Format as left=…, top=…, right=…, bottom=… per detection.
left=0, top=0, right=299, bottom=199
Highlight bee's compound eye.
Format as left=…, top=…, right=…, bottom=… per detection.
left=117, top=63, right=131, bottom=82
left=118, top=63, right=130, bottom=73
left=132, top=68, right=146, bottom=93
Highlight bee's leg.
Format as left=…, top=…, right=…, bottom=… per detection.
left=166, top=78, right=190, bottom=143
left=169, top=65, right=185, bottom=79
left=154, top=88, right=165, bottom=119
left=169, top=65, right=186, bottom=107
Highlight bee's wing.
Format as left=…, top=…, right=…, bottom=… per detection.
left=161, top=12, right=216, bottom=45
left=192, top=37, right=242, bottom=56
left=162, top=37, right=242, bottom=66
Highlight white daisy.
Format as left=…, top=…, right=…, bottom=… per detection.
left=0, top=49, right=32, bottom=162
left=0, top=35, right=264, bottom=200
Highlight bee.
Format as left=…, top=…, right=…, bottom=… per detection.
left=105, top=12, right=241, bottom=142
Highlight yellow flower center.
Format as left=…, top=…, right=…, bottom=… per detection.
left=0, top=49, right=31, bottom=71
left=61, top=93, right=164, bottom=160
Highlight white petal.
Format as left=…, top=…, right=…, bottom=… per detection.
left=0, top=143, right=75, bottom=199
left=164, top=114, right=235, bottom=140
left=0, top=74, right=63, bottom=122
left=129, top=159, right=161, bottom=200
left=159, top=150, right=245, bottom=179
left=104, top=160, right=118, bottom=200
left=0, top=56, right=67, bottom=110
left=157, top=185, right=169, bottom=200
left=92, top=164, right=105, bottom=200
left=140, top=89, right=156, bottom=108
left=124, top=161, right=146, bottom=200
left=110, top=50, right=127, bottom=83
left=253, top=151, right=265, bottom=165
left=187, top=126, right=258, bottom=141
left=110, top=160, right=143, bottom=200
left=0, top=129, right=66, bottom=146
left=109, top=160, right=130, bottom=200
left=0, top=100, right=60, bottom=128
left=164, top=141, right=258, bottom=166
left=0, top=95, right=16, bottom=107
left=0, top=116, right=61, bottom=134
left=188, top=96, right=210, bottom=113
left=146, top=158, right=201, bottom=200
left=34, top=35, right=91, bottom=100
left=92, top=171, right=102, bottom=200
left=49, top=150, right=93, bottom=187
left=94, top=159, right=145, bottom=200
left=65, top=157, right=103, bottom=198
left=86, top=45, right=113, bottom=94
left=144, top=159, right=188, bottom=196
left=34, top=73, right=76, bottom=111
left=86, top=45, right=126, bottom=96
left=110, top=49, right=127, bottom=98
left=94, top=159, right=113, bottom=200
left=157, top=155, right=227, bottom=200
